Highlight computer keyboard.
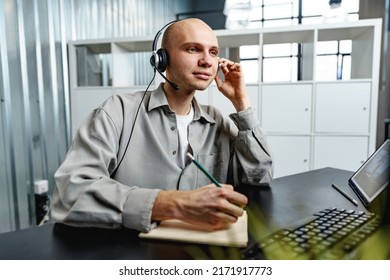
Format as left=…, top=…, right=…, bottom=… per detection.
left=242, top=207, right=381, bottom=260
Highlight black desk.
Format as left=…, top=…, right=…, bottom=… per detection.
left=0, top=168, right=376, bottom=260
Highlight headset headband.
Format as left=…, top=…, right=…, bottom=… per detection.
left=152, top=20, right=179, bottom=52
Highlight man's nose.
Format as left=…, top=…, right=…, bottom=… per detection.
left=198, top=52, right=213, bottom=68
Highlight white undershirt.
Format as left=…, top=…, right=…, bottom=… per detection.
left=176, top=106, right=194, bottom=169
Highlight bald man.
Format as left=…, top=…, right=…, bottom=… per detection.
left=52, top=18, right=273, bottom=232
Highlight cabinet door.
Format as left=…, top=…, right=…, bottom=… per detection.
left=314, top=136, right=368, bottom=171
left=267, top=136, right=311, bottom=178
left=262, top=84, right=312, bottom=133
left=315, top=82, right=371, bottom=133
left=210, top=85, right=259, bottom=117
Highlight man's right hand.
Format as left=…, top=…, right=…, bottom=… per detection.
left=152, top=184, right=248, bottom=231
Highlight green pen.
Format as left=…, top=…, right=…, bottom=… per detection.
left=187, top=152, right=222, bottom=188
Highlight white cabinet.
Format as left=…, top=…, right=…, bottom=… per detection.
left=314, top=136, right=368, bottom=171
left=267, top=136, right=311, bottom=178
left=68, top=19, right=382, bottom=178
left=262, top=84, right=312, bottom=133
left=315, top=82, right=371, bottom=134
left=210, top=84, right=260, bottom=117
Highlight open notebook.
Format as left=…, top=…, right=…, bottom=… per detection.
left=139, top=211, right=248, bottom=247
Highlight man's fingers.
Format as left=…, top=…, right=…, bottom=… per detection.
left=220, top=184, right=248, bottom=208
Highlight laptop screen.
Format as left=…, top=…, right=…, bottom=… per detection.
left=349, top=139, right=390, bottom=206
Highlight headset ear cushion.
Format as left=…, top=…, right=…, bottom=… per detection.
left=156, top=48, right=168, bottom=72
left=150, top=52, right=158, bottom=68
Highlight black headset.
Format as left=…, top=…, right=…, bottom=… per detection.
left=149, top=20, right=179, bottom=90
left=110, top=20, right=180, bottom=178
left=150, top=29, right=169, bottom=72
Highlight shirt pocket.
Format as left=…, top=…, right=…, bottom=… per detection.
left=196, top=151, right=226, bottom=185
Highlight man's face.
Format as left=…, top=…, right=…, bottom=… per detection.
left=165, top=21, right=220, bottom=92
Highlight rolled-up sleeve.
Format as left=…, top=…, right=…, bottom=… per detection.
left=229, top=107, right=274, bottom=186
left=122, top=188, right=161, bottom=231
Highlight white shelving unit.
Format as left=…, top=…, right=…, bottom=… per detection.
left=68, top=19, right=382, bottom=178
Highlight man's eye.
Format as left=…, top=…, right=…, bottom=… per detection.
left=188, top=47, right=198, bottom=53
left=210, top=50, right=218, bottom=56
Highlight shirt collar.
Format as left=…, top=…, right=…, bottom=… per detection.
left=148, top=83, right=216, bottom=124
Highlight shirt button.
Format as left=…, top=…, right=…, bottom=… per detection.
left=172, top=150, right=177, bottom=155
left=171, top=126, right=176, bottom=131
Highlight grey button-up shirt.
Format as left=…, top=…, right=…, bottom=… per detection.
left=52, top=84, right=273, bottom=232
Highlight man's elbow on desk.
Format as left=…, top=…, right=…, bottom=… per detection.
left=238, top=166, right=274, bottom=187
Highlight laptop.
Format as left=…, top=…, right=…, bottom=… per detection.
left=243, top=139, right=390, bottom=260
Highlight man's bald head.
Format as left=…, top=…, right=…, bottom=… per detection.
left=161, top=18, right=216, bottom=51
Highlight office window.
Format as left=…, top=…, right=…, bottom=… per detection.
left=263, top=43, right=299, bottom=82
left=236, top=0, right=359, bottom=82
left=316, top=40, right=352, bottom=81
left=225, top=0, right=359, bottom=28
left=240, top=45, right=260, bottom=83
left=301, top=0, right=359, bottom=24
